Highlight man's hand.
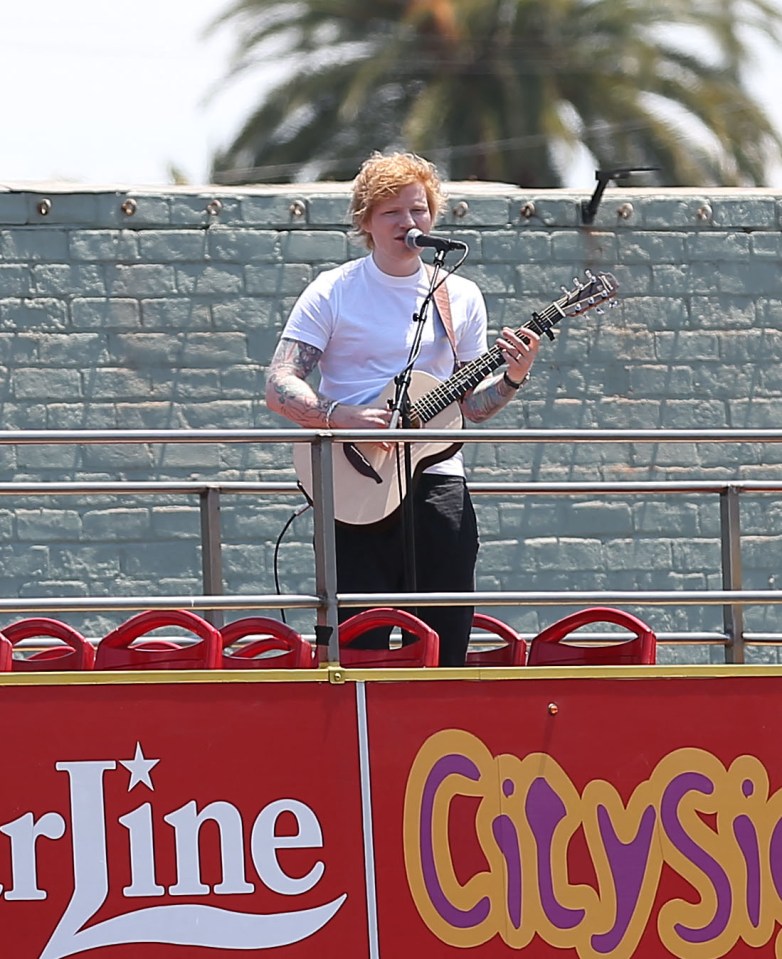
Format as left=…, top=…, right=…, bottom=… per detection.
left=497, top=326, right=540, bottom=383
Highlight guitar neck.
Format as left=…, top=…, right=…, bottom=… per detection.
left=412, top=308, right=554, bottom=424
left=407, top=269, right=618, bottom=424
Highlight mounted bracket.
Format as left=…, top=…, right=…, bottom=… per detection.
left=581, top=166, right=659, bottom=225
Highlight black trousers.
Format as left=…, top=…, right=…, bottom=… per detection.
left=334, top=474, right=479, bottom=666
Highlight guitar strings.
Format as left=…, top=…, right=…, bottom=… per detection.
left=412, top=298, right=559, bottom=422
left=411, top=274, right=614, bottom=423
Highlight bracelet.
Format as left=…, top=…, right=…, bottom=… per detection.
left=503, top=370, right=528, bottom=390
left=325, top=400, right=340, bottom=428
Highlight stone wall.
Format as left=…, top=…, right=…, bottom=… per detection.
left=1, top=182, right=781, bottom=660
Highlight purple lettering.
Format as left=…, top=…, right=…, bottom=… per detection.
left=769, top=818, right=782, bottom=901
left=525, top=778, right=585, bottom=930
left=492, top=780, right=522, bottom=930
left=420, top=754, right=490, bottom=928
left=661, top=771, right=731, bottom=944
left=590, top=803, right=656, bottom=954
left=734, top=778, right=761, bottom=927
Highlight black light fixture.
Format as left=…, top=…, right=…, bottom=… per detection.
left=581, top=167, right=659, bottom=225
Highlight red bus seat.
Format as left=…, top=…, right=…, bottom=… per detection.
left=221, top=617, right=315, bottom=669
left=465, top=613, right=527, bottom=666
left=3, top=618, right=95, bottom=671
left=95, top=610, right=222, bottom=670
left=527, top=606, right=657, bottom=666
left=338, top=608, right=439, bottom=668
left=0, top=634, right=12, bottom=672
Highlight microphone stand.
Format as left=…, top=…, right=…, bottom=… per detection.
left=388, top=249, right=447, bottom=613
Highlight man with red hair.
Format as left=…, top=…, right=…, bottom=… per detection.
left=266, top=151, right=538, bottom=665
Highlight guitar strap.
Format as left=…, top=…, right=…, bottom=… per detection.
left=426, top=267, right=458, bottom=366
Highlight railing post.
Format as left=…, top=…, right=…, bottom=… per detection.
left=720, top=485, right=744, bottom=663
left=311, top=435, right=340, bottom=663
left=199, top=486, right=224, bottom=629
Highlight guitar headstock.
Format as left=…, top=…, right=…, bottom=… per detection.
left=526, top=271, right=619, bottom=341
left=557, top=270, right=619, bottom=317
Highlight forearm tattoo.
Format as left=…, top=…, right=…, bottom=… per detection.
left=460, top=365, right=518, bottom=423
left=266, top=337, right=329, bottom=426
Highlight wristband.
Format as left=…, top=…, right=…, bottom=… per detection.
left=325, top=400, right=340, bottom=428
left=503, top=370, right=527, bottom=390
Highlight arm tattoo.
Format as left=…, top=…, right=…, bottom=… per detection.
left=266, top=337, right=330, bottom=426
left=459, top=363, right=518, bottom=424
left=272, top=337, right=322, bottom=378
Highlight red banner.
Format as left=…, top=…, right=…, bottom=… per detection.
left=370, top=674, right=782, bottom=959
left=3, top=672, right=782, bottom=958
left=0, top=680, right=365, bottom=959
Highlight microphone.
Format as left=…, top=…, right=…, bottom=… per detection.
left=404, top=228, right=467, bottom=252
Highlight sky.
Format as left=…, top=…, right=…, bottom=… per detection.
left=0, top=0, right=249, bottom=188
left=1, top=0, right=781, bottom=190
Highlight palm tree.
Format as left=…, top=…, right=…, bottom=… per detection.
left=207, top=0, right=782, bottom=187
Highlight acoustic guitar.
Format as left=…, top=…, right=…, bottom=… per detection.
left=293, top=270, right=619, bottom=525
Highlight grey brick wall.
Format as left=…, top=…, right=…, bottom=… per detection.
left=1, top=183, right=781, bottom=660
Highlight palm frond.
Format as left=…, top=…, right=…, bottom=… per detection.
left=207, top=0, right=782, bottom=186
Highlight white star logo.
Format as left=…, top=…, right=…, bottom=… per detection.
left=120, top=742, right=159, bottom=791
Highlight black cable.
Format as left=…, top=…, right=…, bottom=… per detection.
left=273, top=501, right=312, bottom=624
left=271, top=253, right=467, bottom=623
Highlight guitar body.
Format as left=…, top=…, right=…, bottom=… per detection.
left=293, top=370, right=463, bottom=526
left=292, top=270, right=618, bottom=527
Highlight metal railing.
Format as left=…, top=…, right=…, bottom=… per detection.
left=1, top=426, right=782, bottom=664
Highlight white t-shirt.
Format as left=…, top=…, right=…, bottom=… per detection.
left=282, top=254, right=488, bottom=475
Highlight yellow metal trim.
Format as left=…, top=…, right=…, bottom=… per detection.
left=0, top=663, right=779, bottom=688
left=0, top=668, right=332, bottom=687
left=307, top=663, right=782, bottom=682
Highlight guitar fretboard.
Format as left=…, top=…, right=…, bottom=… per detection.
left=412, top=307, right=555, bottom=424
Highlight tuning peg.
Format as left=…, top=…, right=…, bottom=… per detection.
left=594, top=307, right=605, bottom=315
left=609, top=300, right=619, bottom=309
left=560, top=285, right=570, bottom=294
left=584, top=269, right=594, bottom=279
